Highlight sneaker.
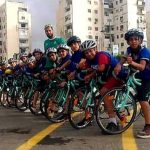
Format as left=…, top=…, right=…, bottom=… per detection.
left=106, top=122, right=119, bottom=132
left=77, top=117, right=93, bottom=126
left=24, top=109, right=30, bottom=113
left=137, top=126, right=150, bottom=139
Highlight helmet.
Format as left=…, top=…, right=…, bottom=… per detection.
left=44, top=24, right=53, bottom=30
left=20, top=52, right=28, bottom=59
left=5, top=69, right=13, bottom=75
left=32, top=48, right=43, bottom=56
left=81, top=40, right=97, bottom=52
left=125, top=28, right=144, bottom=41
left=46, top=47, right=57, bottom=56
left=67, top=36, right=81, bottom=46
left=8, top=58, right=17, bottom=64
left=28, top=56, right=36, bottom=63
left=0, top=61, right=6, bottom=66
left=57, top=44, right=70, bottom=52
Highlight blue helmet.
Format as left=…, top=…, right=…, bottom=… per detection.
left=125, top=28, right=144, bottom=41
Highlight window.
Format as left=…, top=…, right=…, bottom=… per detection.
left=94, top=1, right=98, bottom=5
left=121, top=43, right=124, bottom=47
left=88, top=26, right=92, bottom=30
left=88, top=35, right=93, bottom=39
left=88, top=9, right=91, bottom=13
left=87, top=0, right=91, bottom=4
left=117, top=35, right=119, bottom=39
left=94, top=18, right=98, bottom=24
left=94, top=10, right=98, bottom=14
left=120, top=25, right=124, bottom=31
left=120, top=16, right=123, bottom=23
left=95, top=27, right=98, bottom=31
left=95, top=36, right=98, bottom=40
left=0, top=41, right=2, bottom=45
left=121, top=34, right=124, bottom=38
left=88, top=18, right=91, bottom=22
left=116, top=1, right=118, bottom=5
left=120, top=0, right=123, bottom=3
left=21, top=16, right=25, bottom=20
left=21, top=23, right=26, bottom=28
left=117, top=26, right=119, bottom=30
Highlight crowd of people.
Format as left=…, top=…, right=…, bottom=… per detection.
left=0, top=24, right=150, bottom=139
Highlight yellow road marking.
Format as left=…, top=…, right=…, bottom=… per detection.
left=16, top=122, right=65, bottom=150
left=122, top=125, right=137, bottom=150
left=122, top=108, right=139, bottom=150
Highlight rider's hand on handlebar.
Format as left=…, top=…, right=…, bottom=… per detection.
left=127, top=54, right=133, bottom=65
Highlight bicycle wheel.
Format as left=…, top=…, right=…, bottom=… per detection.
left=96, top=87, right=137, bottom=134
left=15, top=88, right=28, bottom=111
left=29, top=91, right=42, bottom=116
left=68, top=87, right=94, bottom=129
left=0, top=90, right=10, bottom=108
left=45, top=88, right=68, bottom=123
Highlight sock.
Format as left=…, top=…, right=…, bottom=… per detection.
left=108, top=118, right=117, bottom=125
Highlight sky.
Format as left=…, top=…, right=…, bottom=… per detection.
left=0, top=0, right=150, bottom=50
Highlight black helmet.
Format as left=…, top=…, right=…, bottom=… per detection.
left=32, top=48, right=43, bottom=56
left=125, top=28, right=144, bottom=41
left=67, top=36, right=81, bottom=46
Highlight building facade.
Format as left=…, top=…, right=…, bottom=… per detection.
left=146, top=11, right=150, bottom=48
left=56, top=0, right=147, bottom=54
left=0, top=0, right=31, bottom=61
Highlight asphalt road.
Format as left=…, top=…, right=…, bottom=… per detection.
left=0, top=106, right=149, bottom=150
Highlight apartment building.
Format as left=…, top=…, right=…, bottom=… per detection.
left=56, top=0, right=104, bottom=50
left=113, top=0, right=147, bottom=54
left=0, top=0, right=31, bottom=61
left=146, top=11, right=150, bottom=48
left=56, top=0, right=147, bottom=54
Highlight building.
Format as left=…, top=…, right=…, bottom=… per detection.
left=146, top=11, right=150, bottom=48
left=56, top=0, right=103, bottom=50
left=56, top=0, right=147, bottom=54
left=0, top=0, right=31, bottom=61
left=112, top=0, right=147, bottom=54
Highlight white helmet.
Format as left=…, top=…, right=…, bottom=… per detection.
left=57, top=44, right=70, bottom=52
left=81, top=40, right=97, bottom=52
left=46, top=47, right=57, bottom=56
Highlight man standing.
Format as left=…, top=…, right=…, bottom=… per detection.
left=44, top=24, right=66, bottom=53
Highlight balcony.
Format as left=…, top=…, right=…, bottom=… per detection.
left=19, top=43, right=29, bottom=48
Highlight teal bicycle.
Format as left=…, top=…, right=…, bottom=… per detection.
left=95, top=70, right=142, bottom=134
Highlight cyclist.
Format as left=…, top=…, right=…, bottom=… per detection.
left=58, top=36, right=84, bottom=80
left=114, top=28, right=150, bottom=138
left=78, top=40, right=125, bottom=128
left=45, top=47, right=59, bottom=76
left=31, top=48, right=47, bottom=108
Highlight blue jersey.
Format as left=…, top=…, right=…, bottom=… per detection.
left=58, top=54, right=72, bottom=71
left=70, top=50, right=83, bottom=71
left=126, top=46, right=150, bottom=79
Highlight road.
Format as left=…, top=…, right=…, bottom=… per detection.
left=0, top=106, right=149, bottom=150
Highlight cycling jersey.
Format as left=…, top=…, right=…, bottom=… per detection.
left=126, top=46, right=150, bottom=79
left=58, top=54, right=72, bottom=71
left=44, top=36, right=66, bottom=53
left=70, top=49, right=83, bottom=71
left=35, top=57, right=47, bottom=73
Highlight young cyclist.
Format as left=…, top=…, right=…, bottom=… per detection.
left=58, top=36, right=84, bottom=80
left=114, top=28, right=150, bottom=138
left=31, top=48, right=47, bottom=108
left=78, top=40, right=125, bottom=128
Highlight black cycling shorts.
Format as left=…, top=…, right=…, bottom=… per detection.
left=136, top=79, right=150, bottom=101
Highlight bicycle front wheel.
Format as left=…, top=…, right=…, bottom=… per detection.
left=96, top=87, right=137, bottom=134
